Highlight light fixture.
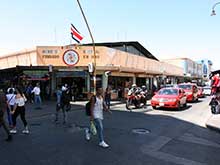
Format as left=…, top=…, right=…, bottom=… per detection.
left=211, top=2, right=220, bottom=16
left=211, top=9, right=216, bottom=16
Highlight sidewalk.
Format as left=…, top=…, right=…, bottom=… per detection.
left=206, top=114, right=220, bottom=132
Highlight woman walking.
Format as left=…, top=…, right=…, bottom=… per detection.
left=6, top=88, right=16, bottom=128
left=10, top=88, right=29, bottom=134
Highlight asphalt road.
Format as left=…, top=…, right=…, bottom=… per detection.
left=1, top=96, right=220, bottom=165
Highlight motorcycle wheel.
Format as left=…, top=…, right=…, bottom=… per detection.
left=211, top=106, right=216, bottom=114
left=126, top=100, right=132, bottom=110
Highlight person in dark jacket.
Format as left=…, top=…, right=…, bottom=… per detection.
left=104, top=87, right=111, bottom=109
left=0, top=89, right=12, bottom=141
left=60, top=88, right=71, bottom=124
left=54, top=85, right=67, bottom=124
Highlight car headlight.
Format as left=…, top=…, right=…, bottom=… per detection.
left=151, top=97, right=158, bottom=101
left=185, top=92, right=192, bottom=95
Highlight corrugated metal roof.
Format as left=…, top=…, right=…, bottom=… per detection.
left=82, top=41, right=158, bottom=61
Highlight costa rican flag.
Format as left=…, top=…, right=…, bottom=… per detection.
left=70, top=24, right=83, bottom=43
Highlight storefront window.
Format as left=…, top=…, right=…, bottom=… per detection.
left=108, top=76, right=132, bottom=99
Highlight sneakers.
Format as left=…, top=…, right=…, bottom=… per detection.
left=10, top=127, right=30, bottom=134
left=85, top=128, right=90, bottom=141
left=10, top=128, right=17, bottom=134
left=99, top=141, right=109, bottom=148
left=22, top=127, right=30, bottom=134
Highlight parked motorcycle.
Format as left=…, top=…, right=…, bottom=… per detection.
left=209, top=96, right=220, bottom=114
left=125, top=88, right=147, bottom=110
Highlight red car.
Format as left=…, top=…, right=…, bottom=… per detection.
left=151, top=87, right=187, bottom=110
left=177, top=83, right=198, bottom=102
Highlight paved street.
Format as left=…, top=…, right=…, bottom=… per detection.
left=1, top=97, right=220, bottom=165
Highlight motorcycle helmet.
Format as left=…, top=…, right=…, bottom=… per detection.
left=132, top=84, right=137, bottom=88
left=141, top=85, right=146, bottom=89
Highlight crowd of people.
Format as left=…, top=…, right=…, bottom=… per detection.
left=0, top=82, right=113, bottom=148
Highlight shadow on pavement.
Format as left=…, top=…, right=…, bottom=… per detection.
left=1, top=99, right=220, bottom=165
left=154, top=105, right=192, bottom=112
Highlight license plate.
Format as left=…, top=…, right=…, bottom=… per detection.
left=159, top=103, right=164, bottom=106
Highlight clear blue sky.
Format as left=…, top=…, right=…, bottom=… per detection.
left=0, top=0, right=220, bottom=69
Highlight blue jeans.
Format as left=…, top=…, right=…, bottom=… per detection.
left=34, top=95, right=42, bottom=108
left=94, top=118, right=104, bottom=143
left=105, top=98, right=111, bottom=109
left=6, top=106, right=13, bottom=126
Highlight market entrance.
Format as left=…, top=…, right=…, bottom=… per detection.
left=56, top=71, right=88, bottom=100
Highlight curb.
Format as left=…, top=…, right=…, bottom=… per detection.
left=205, top=114, right=220, bottom=133
left=206, top=123, right=220, bottom=133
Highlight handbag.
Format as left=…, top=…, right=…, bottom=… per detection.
left=90, top=121, right=97, bottom=135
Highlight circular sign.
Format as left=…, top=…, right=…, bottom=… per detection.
left=63, top=49, right=79, bottom=66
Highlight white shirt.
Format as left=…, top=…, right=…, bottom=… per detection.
left=32, top=87, right=41, bottom=95
left=15, top=97, right=26, bottom=107
left=93, top=96, right=104, bottom=120
left=6, top=94, right=16, bottom=105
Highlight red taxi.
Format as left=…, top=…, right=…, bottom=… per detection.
left=177, top=83, right=198, bottom=102
left=151, top=87, right=187, bottom=110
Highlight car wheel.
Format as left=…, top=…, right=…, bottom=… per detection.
left=152, top=106, right=157, bottom=110
left=183, top=102, right=187, bottom=108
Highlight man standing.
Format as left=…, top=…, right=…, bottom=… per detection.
left=0, top=89, right=12, bottom=141
left=60, top=88, right=71, bottom=124
left=54, top=85, right=67, bottom=124
left=26, top=84, right=33, bottom=103
left=32, top=83, right=42, bottom=109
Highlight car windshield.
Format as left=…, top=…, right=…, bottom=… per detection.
left=158, top=89, right=178, bottom=95
left=178, top=84, right=192, bottom=90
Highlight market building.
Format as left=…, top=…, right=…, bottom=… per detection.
left=0, top=41, right=184, bottom=100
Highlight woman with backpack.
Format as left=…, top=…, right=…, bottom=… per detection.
left=85, top=87, right=111, bottom=148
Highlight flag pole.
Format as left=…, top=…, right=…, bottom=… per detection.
left=76, top=0, right=97, bottom=95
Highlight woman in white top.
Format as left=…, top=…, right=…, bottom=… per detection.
left=10, top=88, right=29, bottom=134
left=87, top=87, right=111, bottom=148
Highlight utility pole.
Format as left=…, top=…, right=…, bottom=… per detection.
left=76, top=0, right=97, bottom=94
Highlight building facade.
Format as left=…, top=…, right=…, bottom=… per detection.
left=163, top=58, right=204, bottom=82
left=0, top=42, right=184, bottom=100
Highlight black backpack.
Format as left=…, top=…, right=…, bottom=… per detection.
left=85, top=95, right=96, bottom=116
